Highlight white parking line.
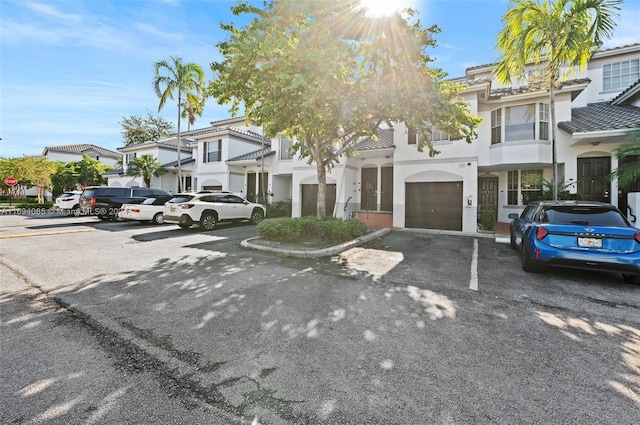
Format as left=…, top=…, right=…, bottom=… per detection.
left=470, top=238, right=479, bottom=291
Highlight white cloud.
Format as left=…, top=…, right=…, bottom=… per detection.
left=24, top=0, right=82, bottom=22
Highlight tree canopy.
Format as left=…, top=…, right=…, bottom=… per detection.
left=120, top=112, right=175, bottom=146
left=210, top=0, right=481, bottom=217
left=0, top=156, right=57, bottom=203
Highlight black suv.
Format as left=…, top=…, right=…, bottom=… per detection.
left=80, top=187, right=172, bottom=221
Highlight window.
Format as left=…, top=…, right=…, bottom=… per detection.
left=407, top=127, right=417, bottom=145
left=203, top=139, right=222, bottom=163
left=507, top=170, right=519, bottom=205
left=125, top=153, right=137, bottom=164
left=280, top=138, right=293, bottom=160
left=539, top=103, right=549, bottom=141
left=491, top=109, right=502, bottom=144
left=430, top=125, right=450, bottom=142
left=603, top=59, right=639, bottom=92
left=507, top=169, right=543, bottom=205
left=493, top=104, right=549, bottom=143
left=505, top=104, right=535, bottom=142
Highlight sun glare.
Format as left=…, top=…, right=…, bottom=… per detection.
left=359, top=0, right=401, bottom=17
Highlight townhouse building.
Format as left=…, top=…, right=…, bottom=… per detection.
left=43, top=143, right=121, bottom=167
left=106, top=43, right=640, bottom=232
left=32, top=143, right=121, bottom=200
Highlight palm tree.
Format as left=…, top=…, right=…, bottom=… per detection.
left=127, top=155, right=166, bottom=188
left=181, top=92, right=206, bottom=131
left=495, top=0, right=621, bottom=200
left=152, top=56, right=205, bottom=191
left=611, top=123, right=640, bottom=187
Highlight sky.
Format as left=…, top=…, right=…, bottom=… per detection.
left=1, top=0, right=639, bottom=159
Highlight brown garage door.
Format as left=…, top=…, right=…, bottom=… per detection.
left=301, top=184, right=336, bottom=217
left=405, top=182, right=463, bottom=230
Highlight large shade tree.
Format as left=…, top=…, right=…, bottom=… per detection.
left=119, top=113, right=175, bottom=146
left=0, top=156, right=57, bottom=203
left=495, top=0, right=621, bottom=200
left=153, top=56, right=206, bottom=191
left=211, top=0, right=481, bottom=218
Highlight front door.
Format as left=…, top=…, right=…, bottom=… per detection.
left=361, top=168, right=377, bottom=211
left=478, top=177, right=498, bottom=220
left=381, top=167, right=393, bottom=211
left=577, top=157, right=611, bottom=202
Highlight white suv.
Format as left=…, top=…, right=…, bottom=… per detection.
left=55, top=191, right=82, bottom=215
left=164, top=191, right=266, bottom=230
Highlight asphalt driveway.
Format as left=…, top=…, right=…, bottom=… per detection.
left=1, top=213, right=639, bottom=424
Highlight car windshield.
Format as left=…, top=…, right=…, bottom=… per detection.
left=141, top=198, right=156, bottom=205
left=167, top=195, right=194, bottom=204
left=543, top=206, right=628, bottom=226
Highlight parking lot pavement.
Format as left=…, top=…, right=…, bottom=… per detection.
left=1, top=213, right=639, bottom=424
left=0, top=262, right=242, bottom=425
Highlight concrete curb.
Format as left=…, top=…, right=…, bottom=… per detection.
left=241, top=227, right=392, bottom=258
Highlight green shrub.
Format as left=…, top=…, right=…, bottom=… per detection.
left=257, top=217, right=368, bottom=243
left=15, top=202, right=54, bottom=209
left=479, top=210, right=496, bottom=231
left=266, top=200, right=292, bottom=218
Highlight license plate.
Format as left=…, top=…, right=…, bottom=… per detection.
left=578, top=237, right=602, bottom=248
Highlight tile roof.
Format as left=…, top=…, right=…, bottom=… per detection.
left=103, top=168, right=124, bottom=176
left=558, top=102, right=640, bottom=134
left=43, top=143, right=121, bottom=158
left=188, top=125, right=270, bottom=143
left=228, top=147, right=274, bottom=162
left=463, top=43, right=640, bottom=75
left=611, top=78, right=640, bottom=106
left=489, top=78, right=590, bottom=99
left=162, top=157, right=196, bottom=167
left=119, top=137, right=193, bottom=152
left=352, top=128, right=395, bottom=151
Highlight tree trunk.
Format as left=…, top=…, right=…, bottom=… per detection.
left=550, top=80, right=558, bottom=201
left=177, top=89, right=182, bottom=193
left=316, top=160, right=327, bottom=219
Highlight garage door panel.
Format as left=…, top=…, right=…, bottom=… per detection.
left=405, top=182, right=462, bottom=231
left=301, top=184, right=336, bottom=217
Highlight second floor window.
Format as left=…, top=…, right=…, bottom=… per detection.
left=491, top=109, right=502, bottom=144
left=430, top=125, right=450, bottom=142
left=539, top=103, right=549, bottom=141
left=203, top=140, right=222, bottom=163
left=125, top=153, right=137, bottom=165
left=603, top=59, right=639, bottom=92
left=407, top=127, right=418, bottom=145
left=280, top=138, right=293, bottom=160
left=505, top=104, right=535, bottom=142
left=492, top=103, right=549, bottom=143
